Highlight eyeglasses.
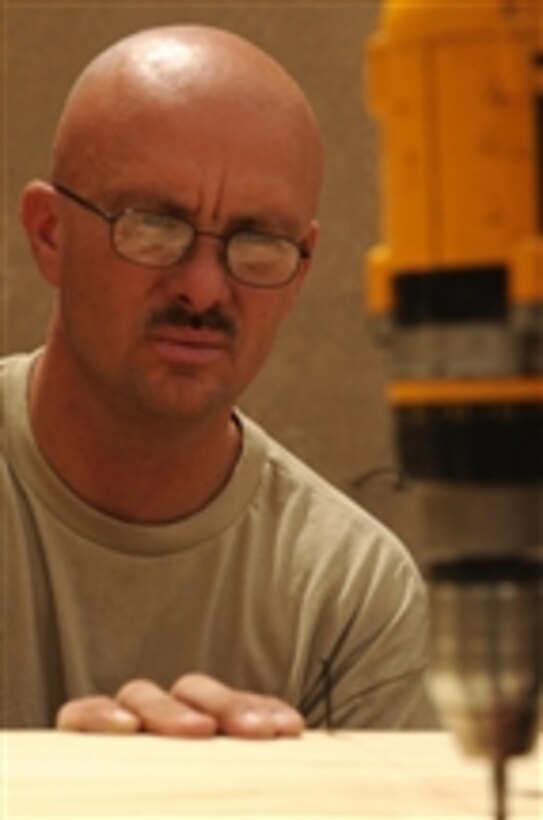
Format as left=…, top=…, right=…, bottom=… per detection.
left=53, top=184, right=311, bottom=288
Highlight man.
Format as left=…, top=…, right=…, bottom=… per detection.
left=1, top=25, right=435, bottom=736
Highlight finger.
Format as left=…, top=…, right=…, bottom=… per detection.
left=116, top=679, right=217, bottom=737
left=171, top=674, right=305, bottom=738
left=56, top=695, right=141, bottom=733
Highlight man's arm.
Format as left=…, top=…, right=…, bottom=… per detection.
left=56, top=673, right=305, bottom=737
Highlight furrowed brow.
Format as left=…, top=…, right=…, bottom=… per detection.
left=104, top=189, right=194, bottom=218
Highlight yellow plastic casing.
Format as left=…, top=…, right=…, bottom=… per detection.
left=364, top=0, right=542, bottom=410
left=365, top=0, right=542, bottom=321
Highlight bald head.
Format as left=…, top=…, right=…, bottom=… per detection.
left=52, top=26, right=323, bottom=215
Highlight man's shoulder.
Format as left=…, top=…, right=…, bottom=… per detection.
left=242, top=414, right=376, bottom=515
left=239, top=416, right=428, bottom=677
left=0, top=350, right=38, bottom=452
left=0, top=350, right=37, bottom=388
left=240, top=413, right=409, bottom=562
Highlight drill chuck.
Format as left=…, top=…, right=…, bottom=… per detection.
left=429, top=558, right=542, bottom=761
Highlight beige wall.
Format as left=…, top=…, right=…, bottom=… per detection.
left=3, top=1, right=424, bottom=557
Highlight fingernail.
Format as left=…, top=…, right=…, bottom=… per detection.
left=108, top=707, right=139, bottom=732
left=239, top=710, right=264, bottom=729
left=273, top=710, right=303, bottom=733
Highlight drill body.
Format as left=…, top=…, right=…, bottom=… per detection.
left=366, top=0, right=542, bottom=765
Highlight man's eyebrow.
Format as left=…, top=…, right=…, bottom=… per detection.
left=227, top=210, right=302, bottom=237
left=104, top=189, right=192, bottom=216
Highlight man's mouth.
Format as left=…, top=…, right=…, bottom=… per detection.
left=145, top=303, right=237, bottom=367
left=149, top=330, right=230, bottom=367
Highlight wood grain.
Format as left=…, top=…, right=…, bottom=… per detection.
left=2, top=730, right=541, bottom=818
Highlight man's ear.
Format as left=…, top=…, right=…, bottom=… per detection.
left=19, top=181, right=62, bottom=288
left=301, top=218, right=320, bottom=279
left=283, top=218, right=320, bottom=313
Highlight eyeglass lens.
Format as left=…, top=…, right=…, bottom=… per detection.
left=112, top=211, right=300, bottom=285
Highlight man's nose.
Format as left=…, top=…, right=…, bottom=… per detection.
left=160, top=235, right=232, bottom=311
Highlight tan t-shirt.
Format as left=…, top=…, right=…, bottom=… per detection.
left=1, top=352, right=437, bottom=729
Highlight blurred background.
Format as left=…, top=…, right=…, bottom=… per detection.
left=3, top=0, right=425, bottom=559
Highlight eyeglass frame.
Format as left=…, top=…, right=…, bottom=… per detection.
left=53, top=183, right=312, bottom=288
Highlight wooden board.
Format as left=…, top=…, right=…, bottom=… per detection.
left=2, top=730, right=541, bottom=818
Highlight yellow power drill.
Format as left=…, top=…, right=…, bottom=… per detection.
left=365, top=1, right=542, bottom=817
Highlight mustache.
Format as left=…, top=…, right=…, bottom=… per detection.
left=147, top=303, right=237, bottom=339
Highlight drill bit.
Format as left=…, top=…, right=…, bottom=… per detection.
left=492, top=759, right=507, bottom=820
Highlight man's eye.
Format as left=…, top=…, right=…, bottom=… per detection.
left=136, top=212, right=185, bottom=231
left=233, top=232, right=290, bottom=255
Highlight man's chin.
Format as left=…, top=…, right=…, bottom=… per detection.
left=130, top=371, right=232, bottom=427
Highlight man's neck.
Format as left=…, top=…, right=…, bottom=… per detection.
left=29, top=348, right=242, bottom=525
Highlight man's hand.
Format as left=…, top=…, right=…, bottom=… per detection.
left=56, top=674, right=304, bottom=738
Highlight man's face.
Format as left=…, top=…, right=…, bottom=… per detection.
left=51, top=95, right=319, bottom=426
